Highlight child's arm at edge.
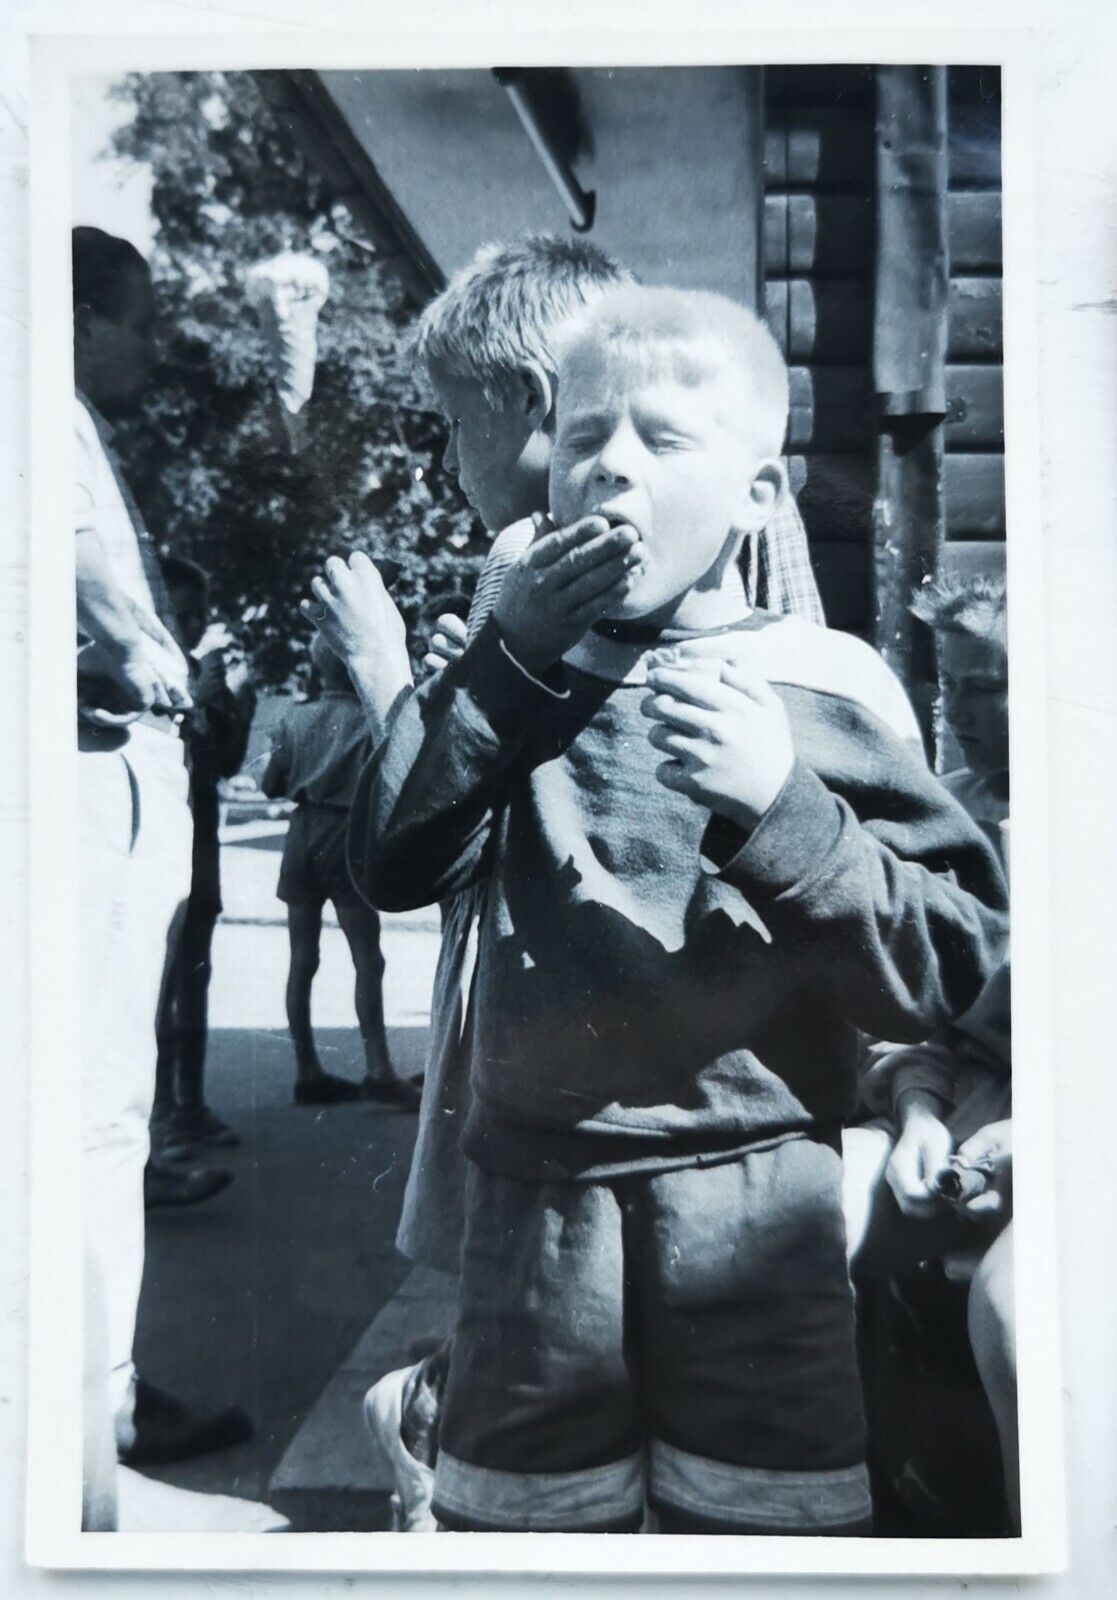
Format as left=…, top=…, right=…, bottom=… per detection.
left=701, top=726, right=1009, bottom=1043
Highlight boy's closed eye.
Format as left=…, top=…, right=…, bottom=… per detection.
left=643, top=429, right=693, bottom=454
left=559, top=422, right=608, bottom=453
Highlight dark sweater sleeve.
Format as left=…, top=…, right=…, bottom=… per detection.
left=702, top=713, right=1009, bottom=1043
left=349, top=616, right=566, bottom=912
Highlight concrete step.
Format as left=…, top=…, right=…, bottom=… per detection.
left=267, top=1266, right=456, bottom=1531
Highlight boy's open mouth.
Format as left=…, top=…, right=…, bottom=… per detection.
left=595, top=506, right=641, bottom=539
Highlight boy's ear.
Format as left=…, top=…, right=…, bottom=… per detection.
left=519, top=360, right=554, bottom=430
left=734, top=458, right=788, bottom=535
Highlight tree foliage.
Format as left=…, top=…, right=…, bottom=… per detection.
left=108, top=71, right=484, bottom=686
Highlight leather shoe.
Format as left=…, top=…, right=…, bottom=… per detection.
left=144, top=1158, right=233, bottom=1209
left=118, top=1378, right=254, bottom=1466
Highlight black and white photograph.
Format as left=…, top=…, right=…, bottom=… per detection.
left=13, top=13, right=1093, bottom=1582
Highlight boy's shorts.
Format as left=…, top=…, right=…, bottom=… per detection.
left=432, top=1137, right=870, bottom=1534
left=277, top=804, right=363, bottom=909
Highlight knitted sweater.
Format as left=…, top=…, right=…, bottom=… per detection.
left=351, top=610, right=1008, bottom=1177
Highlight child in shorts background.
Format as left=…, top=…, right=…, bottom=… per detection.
left=261, top=633, right=418, bottom=1110
left=353, top=285, right=1008, bottom=1533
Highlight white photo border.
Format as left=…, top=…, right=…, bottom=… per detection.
left=26, top=21, right=1065, bottom=1577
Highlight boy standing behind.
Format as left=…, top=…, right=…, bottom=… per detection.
left=310, top=236, right=827, bottom=1527
left=352, top=286, right=1007, bottom=1535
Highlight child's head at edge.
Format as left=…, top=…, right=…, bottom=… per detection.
left=309, top=629, right=355, bottom=694
left=413, top=236, right=634, bottom=533
left=549, top=284, right=790, bottom=628
left=160, top=554, right=209, bottom=651
left=912, top=572, right=1008, bottom=787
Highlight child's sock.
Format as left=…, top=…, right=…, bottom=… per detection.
left=399, top=1344, right=450, bottom=1467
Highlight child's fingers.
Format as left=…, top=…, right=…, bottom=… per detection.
left=653, top=757, right=698, bottom=797
left=309, top=574, right=340, bottom=610
left=561, top=548, right=639, bottom=607
left=961, top=1189, right=1006, bottom=1220
left=349, top=550, right=392, bottom=593
left=887, top=1146, right=940, bottom=1216
left=552, top=528, right=640, bottom=591
left=646, top=722, right=706, bottom=762
left=718, top=660, right=779, bottom=706
left=641, top=691, right=721, bottom=738
left=649, top=748, right=700, bottom=800
left=568, top=568, right=638, bottom=627
left=322, top=554, right=354, bottom=592
left=530, top=515, right=612, bottom=568
left=429, top=632, right=464, bottom=662
left=645, top=663, right=736, bottom=713
left=434, top=613, right=468, bottom=645
left=954, top=1128, right=1006, bottom=1169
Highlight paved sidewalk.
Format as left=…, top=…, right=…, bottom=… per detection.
left=132, top=831, right=442, bottom=1511
left=211, top=824, right=441, bottom=1030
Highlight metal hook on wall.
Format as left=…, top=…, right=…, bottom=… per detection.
left=494, top=68, right=596, bottom=233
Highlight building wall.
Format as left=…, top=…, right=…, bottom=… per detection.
left=763, top=66, right=1006, bottom=630
left=942, top=65, right=1006, bottom=590
left=764, top=66, right=878, bottom=635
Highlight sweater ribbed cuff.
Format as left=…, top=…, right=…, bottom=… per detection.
left=455, top=615, right=568, bottom=741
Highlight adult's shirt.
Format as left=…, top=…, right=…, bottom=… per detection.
left=74, top=394, right=173, bottom=627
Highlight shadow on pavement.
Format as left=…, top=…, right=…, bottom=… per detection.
left=133, top=1024, right=425, bottom=1505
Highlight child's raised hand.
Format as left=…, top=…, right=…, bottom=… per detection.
left=422, top=613, right=468, bottom=674
left=493, top=515, right=643, bottom=674
left=300, top=551, right=407, bottom=667
left=642, top=649, right=794, bottom=830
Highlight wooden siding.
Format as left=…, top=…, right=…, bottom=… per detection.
left=765, top=67, right=877, bottom=633
left=764, top=67, right=1005, bottom=635
left=944, top=67, right=1005, bottom=573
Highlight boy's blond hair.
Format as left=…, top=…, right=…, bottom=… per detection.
left=412, top=236, right=633, bottom=403
left=911, top=572, right=1007, bottom=650
left=554, top=284, right=791, bottom=461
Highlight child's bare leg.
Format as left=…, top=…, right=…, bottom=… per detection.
left=286, top=901, right=325, bottom=1084
left=286, top=900, right=362, bottom=1104
left=336, top=898, right=419, bottom=1109
left=335, top=898, right=393, bottom=1080
left=968, top=1224, right=1019, bottom=1531
left=841, top=1124, right=894, bottom=1272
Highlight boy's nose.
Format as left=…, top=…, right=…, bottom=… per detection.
left=946, top=694, right=973, bottom=730
left=592, top=454, right=633, bottom=491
